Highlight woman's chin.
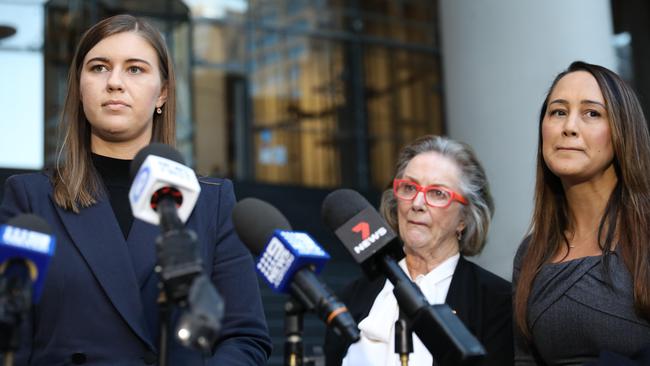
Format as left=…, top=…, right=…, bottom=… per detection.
left=403, top=236, right=433, bottom=252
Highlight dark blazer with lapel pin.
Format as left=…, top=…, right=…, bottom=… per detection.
left=324, top=256, right=513, bottom=366
left=0, top=172, right=271, bottom=366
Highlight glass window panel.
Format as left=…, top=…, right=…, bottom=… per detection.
left=364, top=47, right=443, bottom=190
left=0, top=50, right=44, bottom=169
left=0, top=1, right=44, bottom=169
left=0, top=1, right=44, bottom=50
left=359, top=6, right=437, bottom=46
left=250, top=33, right=343, bottom=187
left=206, top=0, right=444, bottom=190
left=185, top=0, right=248, bottom=20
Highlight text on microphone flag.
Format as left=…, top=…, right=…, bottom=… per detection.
left=129, top=153, right=201, bottom=225
left=130, top=165, right=150, bottom=204
left=1, top=226, right=54, bottom=255
left=255, top=229, right=329, bottom=292
left=278, top=231, right=329, bottom=257
left=257, top=237, right=295, bottom=288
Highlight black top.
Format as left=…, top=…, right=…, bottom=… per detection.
left=92, top=153, right=133, bottom=238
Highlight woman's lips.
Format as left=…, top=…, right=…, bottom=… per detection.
left=102, top=100, right=130, bottom=106
left=408, top=220, right=428, bottom=226
left=556, top=146, right=583, bottom=151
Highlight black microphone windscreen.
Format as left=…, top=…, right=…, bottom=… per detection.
left=321, top=189, right=370, bottom=230
left=7, top=214, right=52, bottom=235
left=232, top=198, right=292, bottom=255
left=130, top=143, right=185, bottom=180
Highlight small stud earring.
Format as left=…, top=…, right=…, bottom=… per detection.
left=456, top=231, right=462, bottom=241
left=156, top=107, right=162, bottom=115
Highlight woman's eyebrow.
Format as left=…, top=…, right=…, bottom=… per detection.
left=85, top=57, right=152, bottom=66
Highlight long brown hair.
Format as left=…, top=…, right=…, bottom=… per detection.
left=514, top=61, right=650, bottom=338
left=53, top=14, right=176, bottom=212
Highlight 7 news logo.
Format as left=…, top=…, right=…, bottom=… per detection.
left=334, top=207, right=397, bottom=261
left=351, top=220, right=387, bottom=254
left=352, top=222, right=370, bottom=240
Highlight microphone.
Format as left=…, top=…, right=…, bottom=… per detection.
left=232, top=198, right=360, bottom=343
left=322, top=189, right=485, bottom=365
left=129, top=143, right=201, bottom=229
left=0, top=214, right=55, bottom=303
left=129, top=143, right=204, bottom=303
left=0, top=214, right=56, bottom=351
left=129, top=143, right=223, bottom=352
left=129, top=143, right=203, bottom=303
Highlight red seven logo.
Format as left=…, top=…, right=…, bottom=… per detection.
left=352, top=221, right=370, bottom=240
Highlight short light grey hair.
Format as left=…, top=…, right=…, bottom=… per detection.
left=379, top=135, right=494, bottom=256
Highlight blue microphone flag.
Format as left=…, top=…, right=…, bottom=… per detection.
left=256, top=230, right=329, bottom=293
left=0, top=223, right=56, bottom=302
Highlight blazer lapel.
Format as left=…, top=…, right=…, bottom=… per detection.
left=52, top=195, right=154, bottom=349
left=445, top=257, right=477, bottom=328
left=126, top=218, right=159, bottom=289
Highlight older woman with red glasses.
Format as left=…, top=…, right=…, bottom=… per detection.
left=324, top=135, right=513, bottom=366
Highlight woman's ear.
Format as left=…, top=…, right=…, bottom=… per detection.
left=456, top=219, right=466, bottom=236
left=156, top=83, right=168, bottom=108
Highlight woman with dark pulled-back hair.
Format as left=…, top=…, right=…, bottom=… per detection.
left=0, top=14, right=271, bottom=365
left=513, top=61, right=650, bottom=365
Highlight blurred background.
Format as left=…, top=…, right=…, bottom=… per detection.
left=0, top=0, right=645, bottom=364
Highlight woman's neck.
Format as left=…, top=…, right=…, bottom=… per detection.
left=563, top=168, right=617, bottom=236
left=556, top=167, right=618, bottom=260
left=90, top=135, right=150, bottom=160
left=404, top=239, right=459, bottom=279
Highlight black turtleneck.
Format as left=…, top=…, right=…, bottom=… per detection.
left=92, top=153, right=134, bottom=239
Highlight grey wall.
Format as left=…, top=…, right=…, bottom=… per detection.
left=438, top=0, right=617, bottom=280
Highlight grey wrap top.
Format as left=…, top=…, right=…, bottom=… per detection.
left=513, top=243, right=650, bottom=365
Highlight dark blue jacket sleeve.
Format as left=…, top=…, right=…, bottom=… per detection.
left=0, top=175, right=32, bottom=223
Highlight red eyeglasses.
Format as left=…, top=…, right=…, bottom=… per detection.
left=393, top=179, right=468, bottom=208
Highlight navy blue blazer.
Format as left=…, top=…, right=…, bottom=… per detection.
left=0, top=172, right=271, bottom=365
left=324, top=257, right=513, bottom=366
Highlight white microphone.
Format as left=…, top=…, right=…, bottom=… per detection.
left=129, top=143, right=201, bottom=226
left=128, top=144, right=224, bottom=352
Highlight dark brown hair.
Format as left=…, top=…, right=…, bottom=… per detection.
left=379, top=135, right=494, bottom=255
left=53, top=14, right=176, bottom=212
left=514, top=61, right=650, bottom=338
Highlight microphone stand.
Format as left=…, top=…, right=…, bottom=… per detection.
left=284, top=298, right=305, bottom=366
left=394, top=310, right=413, bottom=366
left=157, top=291, right=169, bottom=366
left=154, top=198, right=203, bottom=366
left=0, top=262, right=32, bottom=366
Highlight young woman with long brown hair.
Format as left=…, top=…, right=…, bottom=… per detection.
left=0, top=14, right=271, bottom=365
